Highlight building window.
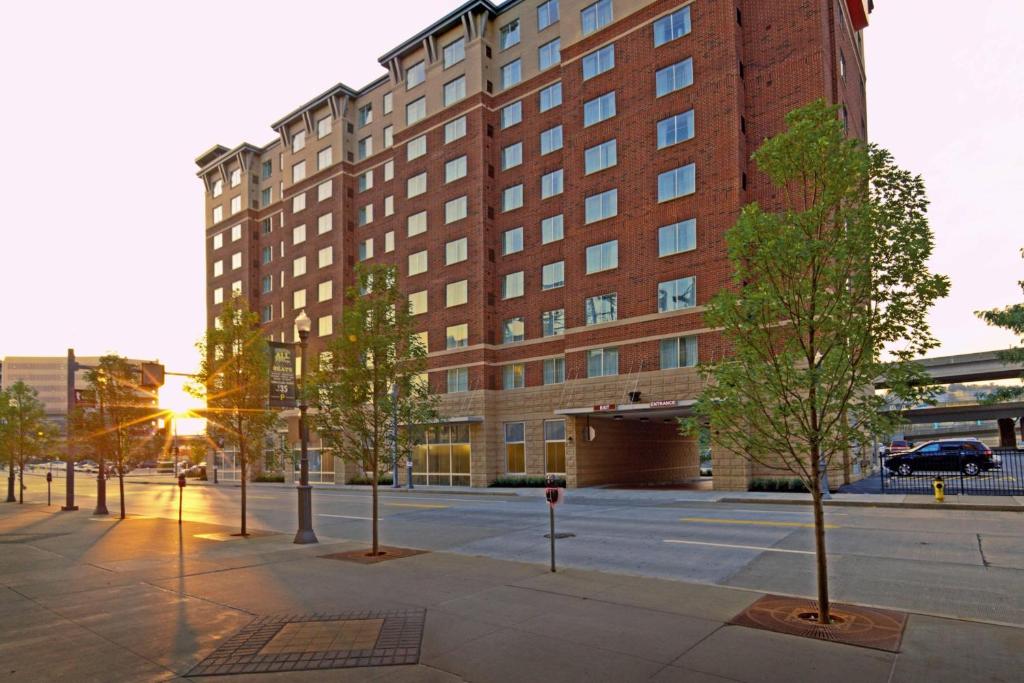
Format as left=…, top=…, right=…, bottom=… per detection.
left=231, top=252, right=242, bottom=270
left=503, top=364, right=526, bottom=390
left=505, top=422, right=525, bottom=473
left=658, top=163, right=696, bottom=202
left=213, top=287, right=224, bottom=304
left=587, top=347, right=618, bottom=377
left=446, top=237, right=468, bottom=264
left=213, top=260, right=224, bottom=277
left=659, top=219, right=697, bottom=256
left=383, top=125, right=394, bottom=149
left=293, top=224, right=307, bottom=245
left=583, top=91, right=616, bottom=127
left=317, top=115, right=332, bottom=138
left=212, top=179, right=223, bottom=197
left=501, top=101, right=523, bottom=128
left=840, top=50, right=846, bottom=80
left=407, top=211, right=427, bottom=236
left=318, top=246, right=333, bottom=268
left=409, top=290, right=428, bottom=315
left=586, top=240, right=618, bottom=273
left=358, top=104, right=373, bottom=127
left=502, top=271, right=524, bottom=299
left=230, top=196, right=241, bottom=214
left=384, top=195, right=394, bottom=216
left=212, top=205, right=223, bottom=223
left=538, top=0, right=560, bottom=30
left=229, top=168, right=242, bottom=187
left=502, top=142, right=523, bottom=170
left=584, top=189, right=618, bottom=223
left=358, top=136, right=373, bottom=160
left=540, top=125, right=563, bottom=154
left=317, top=315, right=333, bottom=337
left=261, top=246, right=272, bottom=264
left=383, top=91, right=393, bottom=114
left=542, top=358, right=566, bottom=388
left=584, top=293, right=617, bottom=325
left=541, top=169, right=563, bottom=198
left=260, top=217, right=272, bottom=234
left=501, top=60, right=522, bottom=89
left=292, top=161, right=307, bottom=183
left=445, top=156, right=468, bottom=183
left=407, top=172, right=427, bottom=198
left=408, top=250, right=428, bottom=276
left=230, top=224, right=242, bottom=241
left=500, top=19, right=520, bottom=49
left=654, top=6, right=691, bottom=47
left=658, top=276, right=696, bottom=312
left=358, top=238, right=374, bottom=261
left=581, top=0, right=612, bottom=36
left=260, top=187, right=272, bottom=207
left=318, top=280, right=333, bottom=302
left=542, top=261, right=564, bottom=290
left=444, top=37, right=466, bottom=68
left=445, top=196, right=468, bottom=223
left=406, top=97, right=426, bottom=125
left=660, top=335, right=698, bottom=369
left=445, top=116, right=467, bottom=142
left=446, top=323, right=469, bottom=349
left=292, top=131, right=306, bottom=153
left=292, top=193, right=306, bottom=213
left=448, top=367, right=469, bottom=393
left=544, top=419, right=566, bottom=471
left=502, top=317, right=525, bottom=344
left=407, top=135, right=427, bottom=160
left=261, top=305, right=272, bottom=323
left=384, top=231, right=394, bottom=252
left=657, top=110, right=695, bottom=148
left=541, top=215, right=564, bottom=244
left=443, top=76, right=466, bottom=106
left=358, top=170, right=374, bottom=192
left=384, top=160, right=394, bottom=181
left=406, top=60, right=426, bottom=88
left=542, top=308, right=565, bottom=337
left=584, top=139, right=617, bottom=174
left=539, top=82, right=562, bottom=112
left=539, top=38, right=561, bottom=70
left=262, top=160, right=273, bottom=179
left=293, top=256, right=307, bottom=277
left=293, top=289, right=306, bottom=310
left=656, top=58, right=694, bottom=97
left=502, top=184, right=524, bottom=212
left=503, top=227, right=524, bottom=255
left=582, top=44, right=614, bottom=80
left=357, top=204, right=373, bottom=226
left=213, top=233, right=224, bottom=250
left=446, top=280, right=468, bottom=307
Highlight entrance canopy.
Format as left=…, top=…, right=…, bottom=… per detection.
left=555, top=399, right=697, bottom=422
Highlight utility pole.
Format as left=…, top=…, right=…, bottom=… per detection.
left=61, top=348, right=78, bottom=511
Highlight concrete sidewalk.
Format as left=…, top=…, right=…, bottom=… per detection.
left=2, top=503, right=1021, bottom=682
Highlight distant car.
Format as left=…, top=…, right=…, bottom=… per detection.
left=884, top=439, right=997, bottom=477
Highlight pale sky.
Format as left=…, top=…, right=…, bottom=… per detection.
left=0, top=0, right=1020, bottom=392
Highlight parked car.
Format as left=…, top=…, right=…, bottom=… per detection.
left=884, top=439, right=997, bottom=476
left=880, top=440, right=914, bottom=457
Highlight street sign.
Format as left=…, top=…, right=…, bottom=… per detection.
left=140, top=362, right=165, bottom=388
left=268, top=342, right=297, bottom=408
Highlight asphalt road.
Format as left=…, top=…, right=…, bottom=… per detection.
left=13, top=472, right=1024, bottom=626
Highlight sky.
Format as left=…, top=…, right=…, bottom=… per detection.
left=0, top=0, right=1021, bottom=406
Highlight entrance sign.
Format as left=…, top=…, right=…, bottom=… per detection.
left=649, top=399, right=678, bottom=408
left=269, top=342, right=297, bottom=408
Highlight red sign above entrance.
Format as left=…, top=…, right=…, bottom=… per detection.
left=593, top=404, right=617, bottom=412
left=649, top=400, right=678, bottom=408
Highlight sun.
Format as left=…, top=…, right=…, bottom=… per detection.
left=158, top=375, right=206, bottom=435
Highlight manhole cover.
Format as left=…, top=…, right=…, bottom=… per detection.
left=188, top=609, right=424, bottom=676
left=730, top=595, right=907, bottom=652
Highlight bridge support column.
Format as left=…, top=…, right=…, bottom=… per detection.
left=997, top=418, right=1017, bottom=449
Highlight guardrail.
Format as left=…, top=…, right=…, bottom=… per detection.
left=880, top=448, right=1024, bottom=496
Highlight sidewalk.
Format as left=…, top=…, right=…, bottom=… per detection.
left=1, top=503, right=1021, bottom=682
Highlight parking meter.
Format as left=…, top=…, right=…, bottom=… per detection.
left=46, top=471, right=52, bottom=506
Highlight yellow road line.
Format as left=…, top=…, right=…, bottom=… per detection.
left=680, top=517, right=838, bottom=529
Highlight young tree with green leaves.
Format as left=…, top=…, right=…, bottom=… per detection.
left=190, top=295, right=279, bottom=535
left=0, top=382, right=54, bottom=504
left=976, top=248, right=1024, bottom=403
left=307, top=263, right=438, bottom=556
left=688, top=100, right=949, bottom=624
left=85, top=355, right=162, bottom=519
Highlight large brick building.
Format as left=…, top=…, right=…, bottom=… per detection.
left=196, top=0, right=871, bottom=489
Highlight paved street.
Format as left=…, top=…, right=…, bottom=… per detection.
left=15, top=472, right=1024, bottom=627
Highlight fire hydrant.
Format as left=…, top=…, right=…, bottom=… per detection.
left=933, top=476, right=945, bottom=503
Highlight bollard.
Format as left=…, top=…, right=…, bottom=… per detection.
left=46, top=471, right=52, bottom=506
left=933, top=476, right=944, bottom=503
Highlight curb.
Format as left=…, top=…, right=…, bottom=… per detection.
left=718, top=497, right=1024, bottom=513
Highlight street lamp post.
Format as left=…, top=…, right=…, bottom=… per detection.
left=293, top=310, right=318, bottom=545
left=391, top=384, right=401, bottom=488
left=62, top=348, right=79, bottom=511
left=94, top=372, right=109, bottom=516
left=3, top=416, right=14, bottom=503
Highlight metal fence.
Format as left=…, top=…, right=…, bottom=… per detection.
left=880, top=448, right=1024, bottom=495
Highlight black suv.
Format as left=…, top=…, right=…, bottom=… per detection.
left=884, top=439, right=997, bottom=477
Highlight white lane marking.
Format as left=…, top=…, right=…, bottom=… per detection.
left=663, top=539, right=813, bottom=555
left=318, top=493, right=507, bottom=505
left=319, top=513, right=373, bottom=521
left=716, top=508, right=847, bottom=516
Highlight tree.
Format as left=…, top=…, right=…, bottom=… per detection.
left=0, top=391, right=16, bottom=503
left=688, top=100, right=949, bottom=624
left=307, top=263, right=438, bottom=556
left=190, top=295, right=279, bottom=535
left=85, top=355, right=162, bottom=519
left=976, top=248, right=1024, bottom=403
left=0, top=382, right=54, bottom=504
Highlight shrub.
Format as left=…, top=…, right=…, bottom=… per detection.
left=748, top=477, right=808, bottom=492
left=490, top=475, right=565, bottom=488
left=346, top=473, right=394, bottom=485
left=253, top=472, right=285, bottom=483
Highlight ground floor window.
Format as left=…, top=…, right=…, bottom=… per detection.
left=545, top=420, right=566, bottom=474
left=289, top=448, right=335, bottom=484
left=412, top=424, right=471, bottom=486
left=505, top=422, right=526, bottom=474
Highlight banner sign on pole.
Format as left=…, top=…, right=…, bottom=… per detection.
left=268, top=342, right=297, bottom=408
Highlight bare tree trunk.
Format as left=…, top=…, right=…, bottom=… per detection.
left=240, top=438, right=248, bottom=536
left=371, top=470, right=379, bottom=555
left=810, top=451, right=831, bottom=624
left=18, top=462, right=23, bottom=504
left=118, top=468, right=126, bottom=519
left=6, top=458, right=14, bottom=502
